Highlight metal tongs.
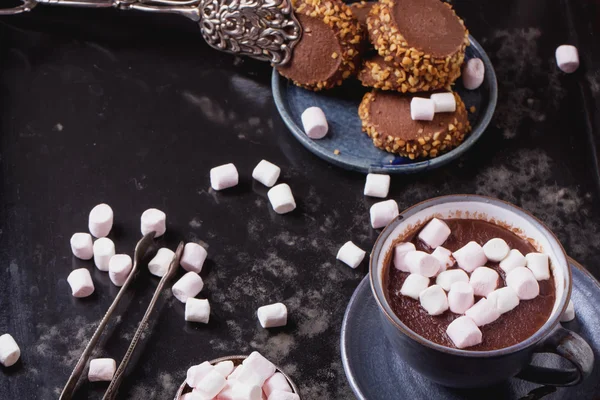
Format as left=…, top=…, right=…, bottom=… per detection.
left=59, top=232, right=184, bottom=400
left=0, top=0, right=302, bottom=65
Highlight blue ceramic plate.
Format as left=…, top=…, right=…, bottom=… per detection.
left=272, top=35, right=497, bottom=174
left=340, top=258, right=600, bottom=399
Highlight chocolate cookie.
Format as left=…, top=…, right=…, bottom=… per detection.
left=358, top=90, right=471, bottom=159
left=276, top=0, right=364, bottom=91
left=350, top=1, right=374, bottom=29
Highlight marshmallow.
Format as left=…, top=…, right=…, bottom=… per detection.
left=499, top=249, right=527, bottom=273
left=301, top=107, right=328, bottom=139
left=561, top=299, right=575, bottom=322
left=448, top=281, right=474, bottom=314
left=436, top=269, right=469, bottom=291
left=487, top=287, right=520, bottom=314
left=430, top=92, right=456, bottom=113
left=419, top=284, right=448, bottom=316
left=263, top=373, right=292, bottom=397
left=418, top=218, right=451, bottom=249
left=506, top=267, right=540, bottom=300
left=148, top=247, right=175, bottom=277
left=210, top=163, right=239, bottom=191
left=369, top=199, right=399, bottom=229
left=197, top=370, right=227, bottom=398
left=229, top=365, right=243, bottom=380
left=336, top=241, right=366, bottom=269
left=462, top=58, right=485, bottom=90
left=215, top=361, right=235, bottom=378
left=267, top=184, right=296, bottom=214
left=70, top=233, right=94, bottom=260
left=242, top=352, right=276, bottom=384
left=181, top=242, right=208, bottom=274
left=453, top=241, right=487, bottom=273
left=252, top=160, right=281, bottom=188
left=0, top=334, right=20, bottom=367
left=67, top=268, right=95, bottom=298
left=555, top=45, right=579, bottom=73
left=141, top=208, right=167, bottom=238
left=469, top=267, right=499, bottom=297
left=257, top=303, right=288, bottom=328
left=215, top=381, right=236, bottom=400
left=446, top=316, right=482, bottom=349
left=172, top=272, right=204, bottom=303
left=108, top=254, right=132, bottom=287
left=364, top=173, right=391, bottom=198
left=185, top=298, right=210, bottom=323
left=404, top=251, right=441, bottom=277
left=88, top=203, right=113, bottom=238
left=482, top=238, right=510, bottom=262
left=393, top=242, right=416, bottom=272
left=526, top=253, right=550, bottom=281
left=236, top=367, right=264, bottom=388
left=93, top=237, right=116, bottom=272
left=400, top=274, right=430, bottom=300
left=268, top=391, right=299, bottom=400
left=431, top=246, right=455, bottom=272
left=465, top=298, right=500, bottom=327
left=187, top=361, right=214, bottom=388
left=223, top=382, right=262, bottom=400
left=410, top=97, right=435, bottom=121
left=88, top=358, right=116, bottom=382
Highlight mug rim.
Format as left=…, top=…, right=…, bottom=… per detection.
left=369, top=194, right=572, bottom=358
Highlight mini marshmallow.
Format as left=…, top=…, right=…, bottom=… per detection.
left=418, top=218, right=451, bottom=249
left=148, top=247, right=175, bottom=277
left=225, top=382, right=262, bottom=400
left=453, top=241, right=487, bottom=273
left=469, top=267, right=499, bottom=297
left=215, top=381, right=236, bottom=400
left=369, top=199, right=399, bottom=229
left=410, top=97, right=435, bottom=121
left=181, top=242, right=208, bottom=274
left=405, top=251, right=441, bottom=277
left=364, top=173, right=391, bottom=198
left=268, top=391, right=299, bottom=400
left=0, top=334, right=20, bottom=367
left=506, top=267, right=540, bottom=300
left=446, top=316, right=482, bottom=349
left=555, top=45, right=579, bottom=73
left=301, top=107, right=328, bottom=139
left=141, top=208, right=167, bottom=237
left=526, top=253, right=550, bottom=281
left=263, top=373, right=292, bottom=397
left=561, top=299, right=575, bottom=322
left=228, top=365, right=243, bottom=380
left=93, top=237, right=115, bottom=272
left=465, top=298, right=500, bottom=327
left=108, top=254, right=132, bottom=287
left=172, top=272, right=204, bottom=303
left=67, top=268, right=95, bottom=298
left=448, top=281, right=474, bottom=314
left=430, top=92, right=456, bottom=113
left=188, top=361, right=214, bottom=388
left=400, top=274, right=430, bottom=300
left=267, top=184, right=296, bottom=214
left=185, top=298, right=210, bottom=323
left=436, top=269, right=469, bottom=291
left=210, top=163, right=239, bottom=191
left=71, top=233, right=94, bottom=260
left=393, top=242, right=416, bottom=272
left=487, top=287, right=520, bottom=314
left=197, top=370, right=227, bottom=398
left=431, top=246, right=455, bottom=272
left=252, top=160, right=281, bottom=188
left=88, top=203, right=113, bottom=238
left=242, top=352, right=276, bottom=383
left=462, top=58, right=485, bottom=90
left=236, top=366, right=265, bottom=387
left=482, top=238, right=510, bottom=262
left=336, top=241, right=366, bottom=269
left=499, top=249, right=527, bottom=273
left=419, top=284, right=448, bottom=316
left=88, top=358, right=116, bottom=382
left=257, top=303, right=288, bottom=328
left=215, top=361, right=235, bottom=378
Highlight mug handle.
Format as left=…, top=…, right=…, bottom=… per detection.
left=517, top=326, right=594, bottom=386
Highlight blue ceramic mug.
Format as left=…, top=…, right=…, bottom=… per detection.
left=370, top=195, right=594, bottom=388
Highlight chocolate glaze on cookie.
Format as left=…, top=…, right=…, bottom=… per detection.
left=350, top=1, right=374, bottom=28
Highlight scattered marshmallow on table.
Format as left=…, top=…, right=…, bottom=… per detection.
left=446, top=316, right=482, bottom=349
left=214, top=361, right=235, bottom=378
left=431, top=246, right=455, bottom=272
left=453, top=241, right=487, bottom=273
left=430, top=92, right=456, bottom=113
left=185, top=298, right=210, bottom=324
left=263, top=373, right=292, bottom=397
left=469, top=267, right=499, bottom=297
left=252, top=160, right=281, bottom=188
left=172, top=272, right=204, bottom=303
left=148, top=247, right=175, bottom=277
left=418, top=218, right=451, bottom=249
left=88, top=203, right=113, bottom=238
left=499, top=249, right=527, bottom=274
left=526, top=253, right=550, bottom=280
left=67, top=268, right=95, bottom=298
left=70, top=233, right=94, bottom=260
left=93, top=237, right=116, bottom=272
left=301, top=107, right=328, bottom=139
left=410, top=97, right=435, bottom=121
left=257, top=303, right=288, bottom=328
left=555, top=45, right=579, bottom=73
left=364, top=173, right=391, bottom=198
left=561, top=299, right=575, bottom=322
left=405, top=251, right=441, bottom=277
left=108, top=254, right=132, bottom=287
left=267, top=184, right=296, bottom=214
left=506, top=267, right=540, bottom=300
left=0, top=334, right=20, bottom=367
left=400, top=274, right=430, bottom=300
left=336, top=241, right=366, bottom=269
left=210, top=163, right=239, bottom=191
left=462, top=58, right=485, bottom=90
left=436, top=269, right=469, bottom=291
left=181, top=242, right=208, bottom=274
left=448, top=281, right=474, bottom=314
left=393, top=242, right=416, bottom=272
left=141, top=208, right=167, bottom=238
left=188, top=361, right=214, bottom=388
left=268, top=391, right=299, bottom=400
left=243, top=352, right=276, bottom=384
left=419, top=285, right=448, bottom=316
left=196, top=370, right=227, bottom=398
left=482, top=238, right=510, bottom=262
left=487, top=287, right=520, bottom=314
left=88, top=358, right=116, bottom=382
left=465, top=298, right=500, bottom=327
left=369, top=199, right=399, bottom=229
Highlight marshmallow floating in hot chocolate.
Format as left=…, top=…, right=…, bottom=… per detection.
left=453, top=241, right=487, bottom=273
left=404, top=251, right=441, bottom=277
left=393, top=242, right=416, bottom=272
left=486, top=287, right=520, bottom=314
left=526, top=253, right=550, bottom=281
left=430, top=246, right=455, bottom=272
left=506, top=267, right=540, bottom=300
left=499, top=249, right=527, bottom=273
left=469, top=267, right=499, bottom=297
left=419, top=285, right=449, bottom=316
left=436, top=269, right=469, bottom=291
left=465, top=298, right=500, bottom=327
left=448, top=281, right=474, bottom=314
left=418, top=218, right=451, bottom=249
left=482, top=238, right=510, bottom=262
left=400, top=274, right=430, bottom=300
left=446, top=316, right=482, bottom=349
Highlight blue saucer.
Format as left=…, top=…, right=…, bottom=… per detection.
left=272, top=35, right=497, bottom=174
left=340, top=258, right=600, bottom=399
